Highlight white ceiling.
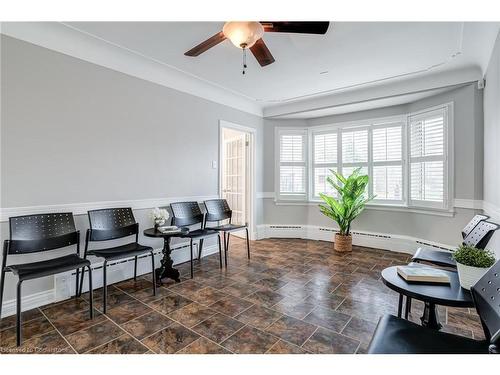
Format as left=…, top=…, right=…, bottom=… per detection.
left=65, top=22, right=498, bottom=102
left=2, top=22, right=499, bottom=117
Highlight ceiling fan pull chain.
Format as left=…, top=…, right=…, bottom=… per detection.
left=242, top=47, right=247, bottom=75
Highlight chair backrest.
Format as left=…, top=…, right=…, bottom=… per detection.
left=170, top=201, right=204, bottom=227
left=87, top=208, right=138, bottom=241
left=7, top=213, right=78, bottom=254
left=463, top=221, right=499, bottom=249
left=462, top=214, right=489, bottom=239
left=471, top=260, right=500, bottom=349
left=204, top=199, right=232, bottom=222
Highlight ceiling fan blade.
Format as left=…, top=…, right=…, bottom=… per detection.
left=260, top=22, right=330, bottom=34
left=250, top=38, right=275, bottom=67
left=184, top=31, right=226, bottom=56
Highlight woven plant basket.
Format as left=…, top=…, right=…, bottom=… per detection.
left=334, top=233, right=352, bottom=252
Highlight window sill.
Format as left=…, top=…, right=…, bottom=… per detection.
left=273, top=199, right=455, bottom=217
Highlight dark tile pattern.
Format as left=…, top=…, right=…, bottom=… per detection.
left=0, top=238, right=485, bottom=354
left=221, top=326, right=279, bottom=354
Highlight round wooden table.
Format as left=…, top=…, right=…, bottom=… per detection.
left=143, top=227, right=189, bottom=284
left=381, top=266, right=473, bottom=330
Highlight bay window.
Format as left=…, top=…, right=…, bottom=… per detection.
left=276, top=104, right=451, bottom=211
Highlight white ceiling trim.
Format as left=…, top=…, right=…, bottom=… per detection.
left=263, top=66, right=482, bottom=118
left=0, top=22, right=263, bottom=116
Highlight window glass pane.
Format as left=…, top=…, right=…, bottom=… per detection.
left=280, top=134, right=304, bottom=162
left=314, top=133, right=337, bottom=163
left=280, top=166, right=305, bottom=193
left=410, top=115, right=444, bottom=158
left=373, top=126, right=402, bottom=162
left=410, top=161, right=444, bottom=202
left=314, top=167, right=337, bottom=197
left=373, top=165, right=402, bottom=200
left=342, top=130, right=368, bottom=163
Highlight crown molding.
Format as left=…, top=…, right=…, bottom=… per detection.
left=263, top=66, right=482, bottom=118
left=0, top=22, right=263, bottom=117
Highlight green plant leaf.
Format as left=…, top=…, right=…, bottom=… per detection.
left=317, top=168, right=374, bottom=235
left=452, top=245, right=496, bottom=268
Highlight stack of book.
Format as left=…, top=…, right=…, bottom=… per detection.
left=157, top=225, right=183, bottom=234
left=397, top=265, right=450, bottom=284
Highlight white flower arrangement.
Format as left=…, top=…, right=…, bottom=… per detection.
left=150, top=207, right=169, bottom=224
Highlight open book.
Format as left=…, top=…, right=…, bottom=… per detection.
left=397, top=265, right=450, bottom=284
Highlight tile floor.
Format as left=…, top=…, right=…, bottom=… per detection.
left=0, top=238, right=485, bottom=354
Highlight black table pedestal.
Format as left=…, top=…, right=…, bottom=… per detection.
left=420, top=302, right=442, bottom=330
left=156, top=237, right=180, bottom=284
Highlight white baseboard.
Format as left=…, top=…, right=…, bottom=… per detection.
left=1, top=289, right=55, bottom=319
left=0, top=242, right=219, bottom=318
left=256, top=224, right=454, bottom=255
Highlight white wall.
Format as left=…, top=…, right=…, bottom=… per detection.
left=483, top=30, right=500, bottom=258
left=262, top=84, right=485, bottom=246
left=0, top=35, right=264, bottom=303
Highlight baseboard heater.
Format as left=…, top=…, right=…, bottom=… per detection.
left=269, top=225, right=304, bottom=229
left=318, top=227, right=391, bottom=239
left=415, top=240, right=453, bottom=251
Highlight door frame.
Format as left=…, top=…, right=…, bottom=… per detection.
left=219, top=120, right=256, bottom=240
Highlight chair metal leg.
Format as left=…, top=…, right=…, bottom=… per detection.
left=190, top=239, right=194, bottom=279
left=217, top=234, right=223, bottom=269
left=397, top=294, right=403, bottom=318
left=87, top=265, right=94, bottom=319
left=150, top=251, right=157, bottom=296
left=223, top=232, right=228, bottom=268
left=198, top=239, right=204, bottom=260
left=102, top=260, right=108, bottom=314
left=405, top=296, right=411, bottom=319
left=0, top=270, right=6, bottom=319
left=75, top=268, right=80, bottom=298
left=79, top=267, right=85, bottom=297
left=16, top=280, right=23, bottom=346
left=134, top=256, right=138, bottom=281
left=225, top=233, right=231, bottom=253
left=245, top=227, right=250, bottom=259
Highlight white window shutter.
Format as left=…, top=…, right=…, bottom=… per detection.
left=278, top=131, right=307, bottom=198
left=342, top=129, right=368, bottom=163
left=409, top=109, right=447, bottom=207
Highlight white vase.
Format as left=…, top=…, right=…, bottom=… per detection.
left=456, top=262, right=490, bottom=290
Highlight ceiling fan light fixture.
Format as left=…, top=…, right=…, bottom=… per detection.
left=223, top=21, right=264, bottom=49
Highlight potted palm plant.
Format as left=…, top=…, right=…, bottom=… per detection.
left=452, top=245, right=496, bottom=289
left=318, top=168, right=374, bottom=252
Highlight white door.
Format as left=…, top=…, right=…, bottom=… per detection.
left=221, top=129, right=247, bottom=226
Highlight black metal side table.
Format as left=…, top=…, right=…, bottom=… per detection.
left=143, top=227, right=189, bottom=284
left=381, top=266, right=474, bottom=330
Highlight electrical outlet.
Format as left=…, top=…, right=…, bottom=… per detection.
left=212, top=160, right=217, bottom=169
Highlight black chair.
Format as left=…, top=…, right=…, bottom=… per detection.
left=79, top=208, right=155, bottom=313
left=368, top=260, right=500, bottom=354
left=412, top=214, right=492, bottom=268
left=204, top=199, right=250, bottom=266
left=0, top=213, right=93, bottom=346
left=170, top=201, right=223, bottom=278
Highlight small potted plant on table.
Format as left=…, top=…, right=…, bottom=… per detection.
left=318, top=168, right=374, bottom=252
left=452, top=244, right=496, bottom=289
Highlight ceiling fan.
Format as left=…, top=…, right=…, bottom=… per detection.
left=184, top=21, right=330, bottom=73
